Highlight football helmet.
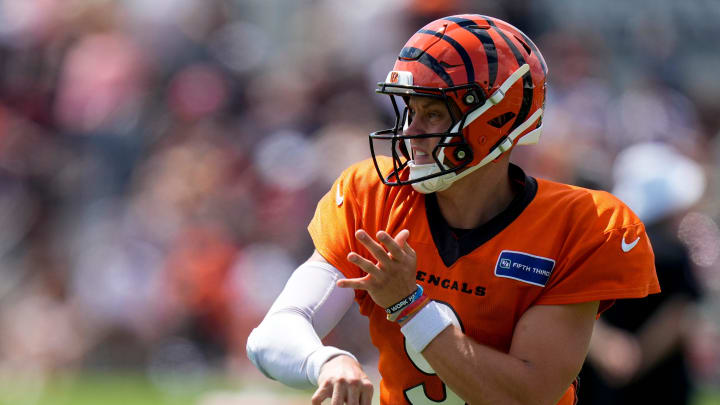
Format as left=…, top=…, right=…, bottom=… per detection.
left=370, top=14, right=548, bottom=193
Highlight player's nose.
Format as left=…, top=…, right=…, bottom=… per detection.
left=402, top=116, right=425, bottom=136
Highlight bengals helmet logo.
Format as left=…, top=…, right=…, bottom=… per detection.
left=389, top=71, right=399, bottom=83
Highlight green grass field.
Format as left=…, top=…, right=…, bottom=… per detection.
left=0, top=372, right=313, bottom=405
left=0, top=372, right=718, bottom=405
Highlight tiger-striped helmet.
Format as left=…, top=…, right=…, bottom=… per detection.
left=369, top=14, right=548, bottom=194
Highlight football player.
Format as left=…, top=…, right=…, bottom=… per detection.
left=247, top=14, right=659, bottom=405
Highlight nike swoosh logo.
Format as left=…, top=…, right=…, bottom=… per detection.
left=335, top=184, right=344, bottom=206
left=621, top=236, right=640, bottom=252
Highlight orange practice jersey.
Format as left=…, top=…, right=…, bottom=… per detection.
left=308, top=157, right=660, bottom=405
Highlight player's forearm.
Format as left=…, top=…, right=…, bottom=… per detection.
left=636, top=297, right=693, bottom=374
left=246, top=258, right=357, bottom=388
left=247, top=311, right=358, bottom=388
left=421, top=325, right=562, bottom=405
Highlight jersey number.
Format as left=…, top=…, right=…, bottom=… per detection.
left=403, top=302, right=465, bottom=405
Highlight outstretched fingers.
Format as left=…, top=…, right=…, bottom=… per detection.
left=396, top=229, right=413, bottom=253
left=311, top=382, right=351, bottom=405
left=311, top=379, right=372, bottom=405
left=312, top=355, right=373, bottom=405
left=347, top=252, right=380, bottom=275
left=336, top=274, right=371, bottom=290
left=378, top=229, right=413, bottom=257
left=361, top=387, right=373, bottom=405
left=311, top=383, right=332, bottom=405
left=354, top=229, right=391, bottom=267
left=331, top=383, right=347, bottom=405
left=339, top=229, right=416, bottom=293
left=376, top=230, right=402, bottom=258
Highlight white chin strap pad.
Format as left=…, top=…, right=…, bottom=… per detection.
left=409, top=163, right=455, bottom=193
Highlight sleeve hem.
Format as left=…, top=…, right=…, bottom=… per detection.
left=311, top=243, right=354, bottom=280
left=534, top=284, right=661, bottom=306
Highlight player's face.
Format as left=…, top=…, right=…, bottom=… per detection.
left=404, top=96, right=454, bottom=165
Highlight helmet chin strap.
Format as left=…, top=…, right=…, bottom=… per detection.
left=408, top=64, right=541, bottom=194
left=409, top=164, right=456, bottom=193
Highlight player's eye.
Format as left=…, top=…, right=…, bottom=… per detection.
left=426, top=109, right=446, bottom=121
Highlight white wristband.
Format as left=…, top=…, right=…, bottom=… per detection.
left=400, top=300, right=453, bottom=353
left=306, top=346, right=358, bottom=386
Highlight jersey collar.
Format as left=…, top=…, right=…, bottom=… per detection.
left=425, top=163, right=538, bottom=267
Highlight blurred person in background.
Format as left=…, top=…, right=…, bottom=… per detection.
left=579, top=142, right=705, bottom=405
left=247, top=14, right=659, bottom=405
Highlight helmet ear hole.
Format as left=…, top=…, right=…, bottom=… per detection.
left=513, top=35, right=532, bottom=55
left=488, top=112, right=516, bottom=128
left=453, top=146, right=471, bottom=162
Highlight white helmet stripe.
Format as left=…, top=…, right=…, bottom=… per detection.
left=450, top=63, right=530, bottom=134
left=434, top=63, right=531, bottom=168
left=403, top=113, right=412, bottom=160
left=450, top=108, right=543, bottom=184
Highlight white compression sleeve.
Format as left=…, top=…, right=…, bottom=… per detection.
left=246, top=260, right=356, bottom=388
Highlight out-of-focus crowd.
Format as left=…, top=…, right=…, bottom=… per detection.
left=0, top=0, right=719, bottom=401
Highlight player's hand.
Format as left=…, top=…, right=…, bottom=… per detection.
left=337, top=229, right=417, bottom=309
left=312, top=354, right=373, bottom=405
left=589, top=324, right=641, bottom=386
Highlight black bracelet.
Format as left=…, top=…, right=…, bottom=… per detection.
left=385, top=284, right=423, bottom=314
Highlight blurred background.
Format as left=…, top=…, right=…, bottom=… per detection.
left=0, top=0, right=718, bottom=404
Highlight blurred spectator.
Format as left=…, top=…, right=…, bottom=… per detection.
left=579, top=142, right=706, bottom=405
